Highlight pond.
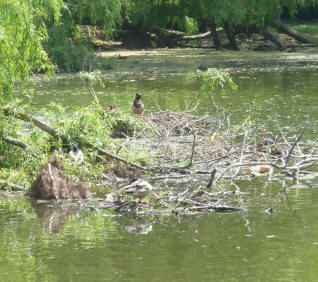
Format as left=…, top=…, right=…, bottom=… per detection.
left=3, top=51, right=318, bottom=281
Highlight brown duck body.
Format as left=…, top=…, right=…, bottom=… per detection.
left=123, top=179, right=152, bottom=202
left=132, top=98, right=144, bottom=114
left=107, top=104, right=116, bottom=115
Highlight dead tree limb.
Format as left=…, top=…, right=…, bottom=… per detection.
left=183, top=134, right=196, bottom=169
left=1, top=107, right=63, bottom=142
left=178, top=31, right=212, bottom=41
left=206, top=168, right=217, bottom=189
left=86, top=143, right=147, bottom=171
left=1, top=136, right=28, bottom=149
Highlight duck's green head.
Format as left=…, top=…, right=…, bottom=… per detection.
left=136, top=92, right=141, bottom=100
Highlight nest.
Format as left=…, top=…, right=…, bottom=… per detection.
left=26, top=157, right=91, bottom=200
left=141, top=110, right=219, bottom=137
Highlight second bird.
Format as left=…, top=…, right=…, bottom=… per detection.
left=132, top=92, right=144, bottom=114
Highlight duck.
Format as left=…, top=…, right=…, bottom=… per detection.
left=69, top=144, right=84, bottom=164
left=107, top=104, right=116, bottom=115
left=122, top=178, right=152, bottom=202
left=132, top=92, right=144, bottom=114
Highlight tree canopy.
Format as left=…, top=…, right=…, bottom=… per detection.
left=1, top=0, right=317, bottom=100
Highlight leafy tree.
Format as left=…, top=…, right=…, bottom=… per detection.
left=0, top=0, right=63, bottom=101
left=66, top=0, right=123, bottom=32
left=45, top=0, right=124, bottom=72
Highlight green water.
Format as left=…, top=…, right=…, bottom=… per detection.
left=1, top=179, right=318, bottom=281
left=4, top=63, right=318, bottom=281
left=29, top=68, right=318, bottom=136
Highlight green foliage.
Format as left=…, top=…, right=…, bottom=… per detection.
left=0, top=102, right=149, bottom=190
left=175, top=16, right=199, bottom=35
left=198, top=68, right=237, bottom=94
left=0, top=0, right=63, bottom=100
left=45, top=21, right=94, bottom=73
left=65, top=0, right=123, bottom=32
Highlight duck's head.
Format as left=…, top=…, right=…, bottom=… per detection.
left=135, top=92, right=141, bottom=100
left=73, top=144, right=79, bottom=152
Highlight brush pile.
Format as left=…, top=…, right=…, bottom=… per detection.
left=26, top=157, right=91, bottom=200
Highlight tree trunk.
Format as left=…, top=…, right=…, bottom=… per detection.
left=278, top=23, right=317, bottom=45
left=210, top=20, right=222, bottom=50
left=263, top=28, right=287, bottom=51
left=224, top=22, right=239, bottom=50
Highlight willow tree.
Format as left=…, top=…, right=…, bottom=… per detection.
left=0, top=0, right=63, bottom=101
left=180, top=0, right=318, bottom=49
left=44, top=0, right=124, bottom=72
left=65, top=0, right=123, bottom=32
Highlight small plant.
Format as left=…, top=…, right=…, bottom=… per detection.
left=80, top=71, right=105, bottom=104
left=197, top=68, right=237, bottom=111
left=198, top=68, right=237, bottom=94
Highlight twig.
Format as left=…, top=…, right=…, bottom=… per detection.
left=284, top=122, right=309, bottom=168
left=184, top=133, right=197, bottom=168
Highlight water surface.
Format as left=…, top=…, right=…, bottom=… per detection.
left=5, top=54, right=318, bottom=281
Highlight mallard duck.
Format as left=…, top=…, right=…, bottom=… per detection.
left=69, top=144, right=84, bottom=164
left=132, top=92, right=144, bottom=114
left=107, top=104, right=116, bottom=115
left=123, top=178, right=152, bottom=202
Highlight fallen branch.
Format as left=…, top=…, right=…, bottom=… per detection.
left=263, top=28, right=286, bottom=51
left=0, top=180, right=25, bottom=191
left=1, top=107, right=61, bottom=140
left=86, top=143, right=148, bottom=171
left=1, top=136, right=28, bottom=149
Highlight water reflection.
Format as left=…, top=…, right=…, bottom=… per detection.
left=121, top=214, right=153, bottom=235
left=30, top=200, right=81, bottom=233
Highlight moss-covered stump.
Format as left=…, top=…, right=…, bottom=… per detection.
left=26, top=157, right=91, bottom=200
